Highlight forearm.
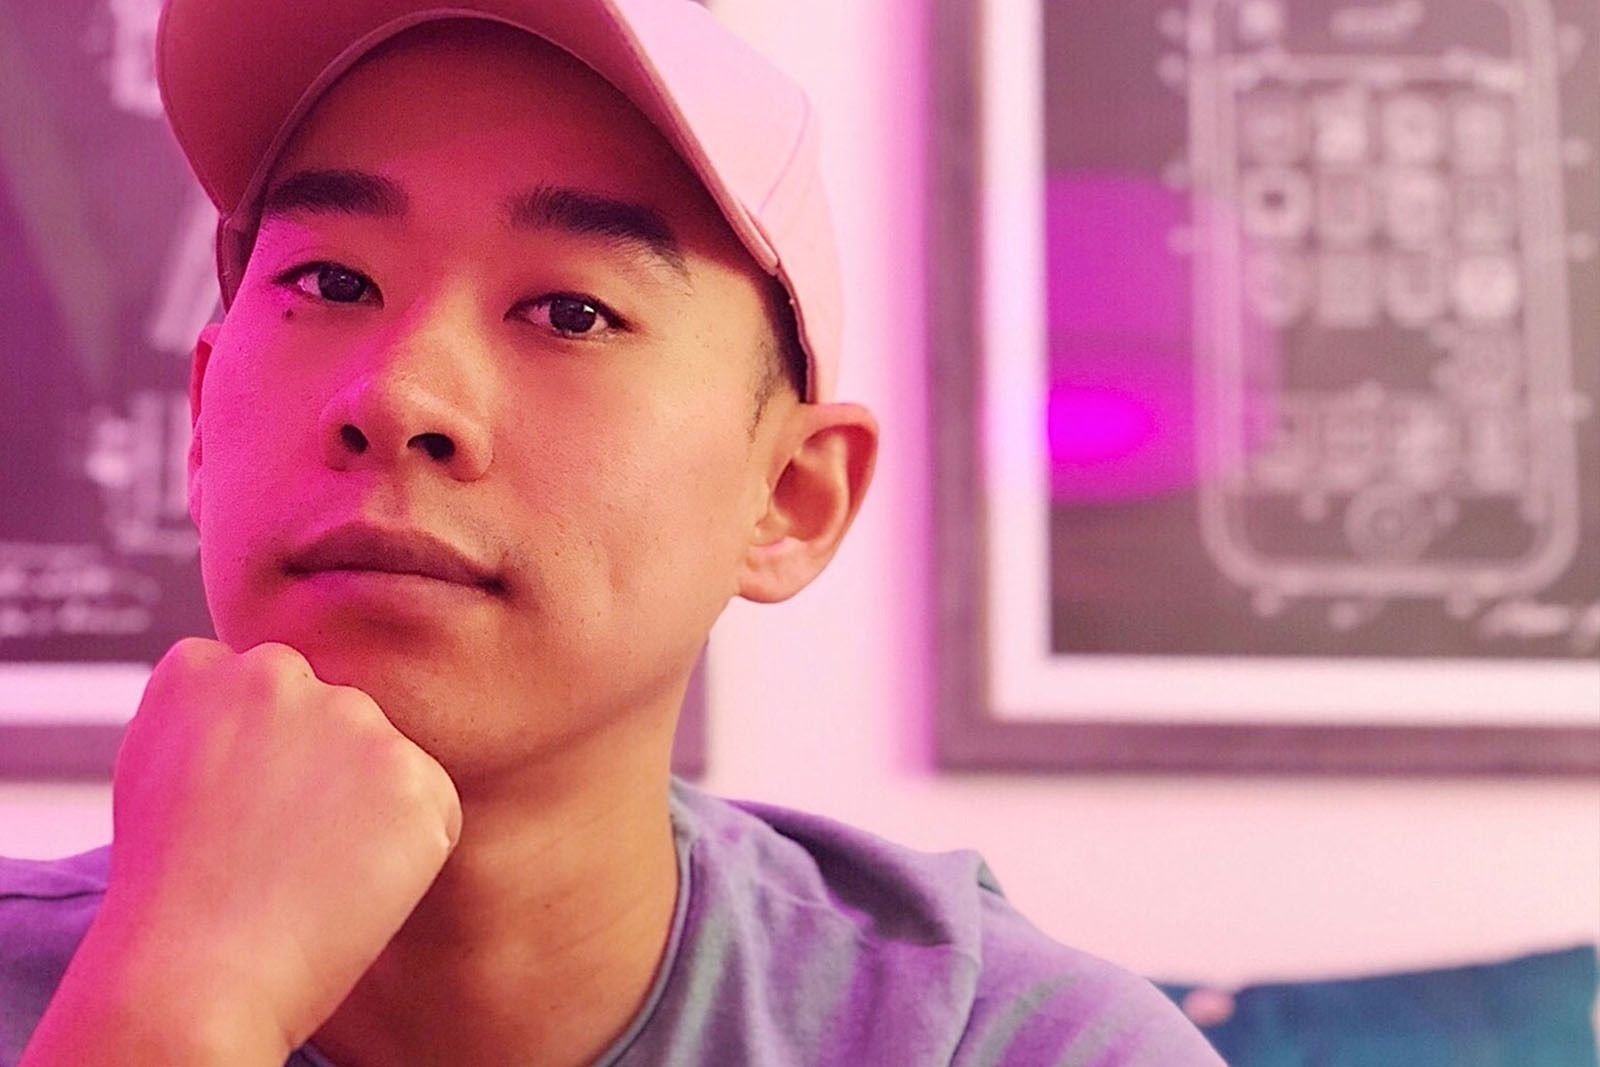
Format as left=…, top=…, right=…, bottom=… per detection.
left=19, top=909, right=290, bottom=1067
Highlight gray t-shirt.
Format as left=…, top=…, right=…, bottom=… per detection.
left=1, top=782, right=1221, bottom=1065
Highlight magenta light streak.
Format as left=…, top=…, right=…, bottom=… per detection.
left=1039, top=174, right=1277, bottom=503
left=1043, top=350, right=1197, bottom=503
left=1047, top=385, right=1158, bottom=466
left=1041, top=175, right=1198, bottom=503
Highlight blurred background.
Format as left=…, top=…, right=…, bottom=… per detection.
left=1, top=0, right=1597, bottom=1048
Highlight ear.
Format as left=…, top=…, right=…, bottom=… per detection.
left=186, top=323, right=222, bottom=528
left=737, top=402, right=878, bottom=604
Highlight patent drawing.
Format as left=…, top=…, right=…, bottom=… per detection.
left=1185, top=0, right=1588, bottom=618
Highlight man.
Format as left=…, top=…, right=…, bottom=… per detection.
left=1, top=1, right=1223, bottom=1063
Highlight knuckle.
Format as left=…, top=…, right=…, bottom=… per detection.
left=140, top=638, right=224, bottom=718
left=327, top=683, right=382, bottom=719
left=240, top=641, right=312, bottom=676
left=380, top=738, right=452, bottom=808
left=157, top=636, right=223, bottom=675
left=236, top=642, right=315, bottom=704
left=383, top=736, right=434, bottom=783
left=383, top=764, right=435, bottom=823
left=322, top=686, right=390, bottom=743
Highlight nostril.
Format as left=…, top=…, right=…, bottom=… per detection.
left=340, top=425, right=369, bottom=453
left=412, top=432, right=456, bottom=462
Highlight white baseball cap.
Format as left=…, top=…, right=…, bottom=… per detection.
left=156, top=0, right=842, bottom=401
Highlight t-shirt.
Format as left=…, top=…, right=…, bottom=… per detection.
left=0, top=782, right=1222, bottom=1065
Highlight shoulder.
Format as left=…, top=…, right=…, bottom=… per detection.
left=956, top=891, right=1224, bottom=1066
left=0, top=848, right=109, bottom=1067
left=659, top=786, right=1219, bottom=1067
left=0, top=846, right=109, bottom=957
left=678, top=784, right=999, bottom=950
left=0, top=848, right=109, bottom=904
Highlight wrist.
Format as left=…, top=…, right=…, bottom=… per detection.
left=21, top=901, right=293, bottom=1067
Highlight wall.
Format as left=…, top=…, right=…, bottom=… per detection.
left=2, top=0, right=1597, bottom=993
left=701, top=0, right=1600, bottom=989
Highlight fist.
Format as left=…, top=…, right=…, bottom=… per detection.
left=100, top=638, right=461, bottom=1053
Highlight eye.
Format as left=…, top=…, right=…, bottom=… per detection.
left=514, top=293, right=623, bottom=338
left=279, top=262, right=379, bottom=304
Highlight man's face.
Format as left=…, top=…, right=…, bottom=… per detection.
left=189, top=23, right=790, bottom=780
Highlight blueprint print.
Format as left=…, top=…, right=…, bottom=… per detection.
left=1042, top=0, right=1600, bottom=659
left=1, top=0, right=218, bottom=667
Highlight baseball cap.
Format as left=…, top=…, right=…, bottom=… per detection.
left=155, top=0, right=841, bottom=401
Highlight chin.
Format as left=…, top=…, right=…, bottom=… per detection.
left=286, top=638, right=581, bottom=776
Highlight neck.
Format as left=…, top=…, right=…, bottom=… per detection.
left=312, top=720, right=683, bottom=1067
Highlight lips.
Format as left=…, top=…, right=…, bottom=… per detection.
left=285, top=524, right=505, bottom=594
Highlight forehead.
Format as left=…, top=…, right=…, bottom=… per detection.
left=263, top=19, right=747, bottom=264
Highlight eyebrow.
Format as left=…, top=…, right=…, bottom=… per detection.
left=505, top=186, right=688, bottom=280
left=259, top=169, right=409, bottom=221
left=254, top=171, right=689, bottom=284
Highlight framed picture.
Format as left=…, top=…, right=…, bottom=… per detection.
left=0, top=0, right=705, bottom=779
left=0, top=0, right=213, bottom=777
left=931, top=0, right=1600, bottom=773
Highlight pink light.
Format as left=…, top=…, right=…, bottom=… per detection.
left=1048, top=385, right=1158, bottom=466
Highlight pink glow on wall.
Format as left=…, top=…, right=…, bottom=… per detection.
left=1046, top=176, right=1190, bottom=340
left=1047, top=384, right=1157, bottom=465
left=1043, top=351, right=1196, bottom=502
left=1043, top=175, right=1280, bottom=502
left=1044, top=177, right=1196, bottom=503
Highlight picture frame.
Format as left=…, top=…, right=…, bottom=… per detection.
left=930, top=0, right=1600, bottom=773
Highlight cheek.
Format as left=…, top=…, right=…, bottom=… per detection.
left=635, top=426, right=755, bottom=594
left=192, top=342, right=321, bottom=607
left=198, top=362, right=310, bottom=504
left=546, top=399, right=754, bottom=594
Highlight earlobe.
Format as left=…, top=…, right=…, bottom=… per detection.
left=737, top=403, right=878, bottom=604
left=186, top=323, right=222, bottom=528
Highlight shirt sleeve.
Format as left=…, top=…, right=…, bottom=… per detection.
left=951, top=890, right=1226, bottom=1067
left=0, top=851, right=108, bottom=1067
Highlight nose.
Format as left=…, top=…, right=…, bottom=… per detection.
left=318, top=323, right=493, bottom=481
